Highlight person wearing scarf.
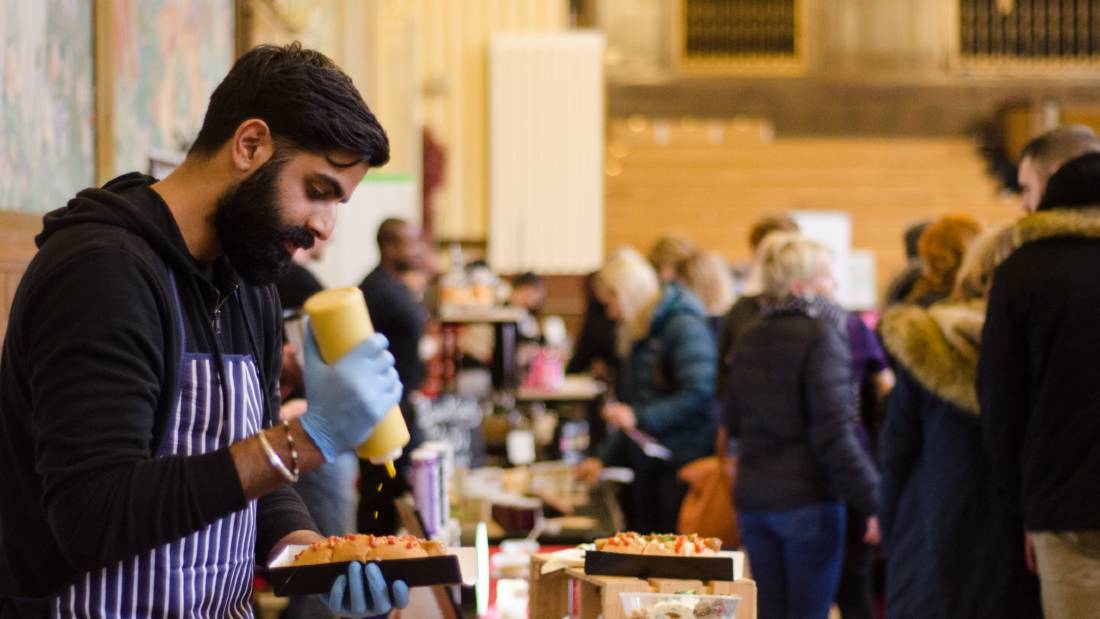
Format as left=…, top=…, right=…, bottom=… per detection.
left=725, top=233, right=879, bottom=619
left=879, top=224, right=1041, bottom=618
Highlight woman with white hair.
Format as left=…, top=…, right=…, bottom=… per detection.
left=578, top=247, right=717, bottom=533
left=725, top=233, right=879, bottom=619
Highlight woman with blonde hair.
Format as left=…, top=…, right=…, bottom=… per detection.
left=725, top=233, right=880, bottom=619
left=878, top=223, right=1041, bottom=618
left=678, top=251, right=736, bottom=340
left=578, top=247, right=717, bottom=533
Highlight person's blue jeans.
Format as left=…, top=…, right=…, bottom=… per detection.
left=281, top=453, right=359, bottom=619
left=738, top=502, right=847, bottom=619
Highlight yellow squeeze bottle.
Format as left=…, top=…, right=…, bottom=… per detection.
left=303, top=287, right=409, bottom=476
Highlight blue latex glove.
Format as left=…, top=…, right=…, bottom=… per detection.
left=325, top=561, right=409, bottom=618
left=299, top=323, right=403, bottom=462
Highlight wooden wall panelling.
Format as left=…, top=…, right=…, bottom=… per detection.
left=539, top=274, right=588, bottom=342
left=408, top=0, right=570, bottom=242
left=1058, top=107, right=1100, bottom=140
left=604, top=128, right=1015, bottom=303
left=327, top=0, right=571, bottom=243
left=237, top=1, right=416, bottom=181
left=362, top=2, right=422, bottom=183
left=94, top=0, right=115, bottom=185
left=239, top=0, right=346, bottom=57
left=598, top=0, right=671, bottom=81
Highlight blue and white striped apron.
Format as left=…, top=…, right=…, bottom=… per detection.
left=51, top=336, right=264, bottom=616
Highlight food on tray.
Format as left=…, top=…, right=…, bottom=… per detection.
left=598, top=532, right=648, bottom=554
left=291, top=542, right=334, bottom=566
left=692, top=597, right=739, bottom=617
left=595, top=532, right=722, bottom=557
left=291, top=534, right=446, bottom=566
left=626, top=595, right=740, bottom=619
left=629, top=598, right=696, bottom=619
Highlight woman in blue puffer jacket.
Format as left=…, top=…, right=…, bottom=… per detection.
left=578, top=248, right=717, bottom=533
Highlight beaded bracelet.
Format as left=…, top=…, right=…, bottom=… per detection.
left=257, top=429, right=299, bottom=483
left=281, top=419, right=301, bottom=480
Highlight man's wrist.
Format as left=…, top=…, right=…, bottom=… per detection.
left=229, top=422, right=328, bottom=502
left=284, top=419, right=326, bottom=471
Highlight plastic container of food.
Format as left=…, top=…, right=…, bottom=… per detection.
left=620, top=592, right=741, bottom=619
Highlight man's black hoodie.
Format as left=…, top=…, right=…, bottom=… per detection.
left=0, top=174, right=315, bottom=611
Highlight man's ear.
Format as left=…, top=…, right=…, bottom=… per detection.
left=229, top=119, right=274, bottom=172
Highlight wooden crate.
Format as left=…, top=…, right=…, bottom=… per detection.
left=529, top=555, right=757, bottom=619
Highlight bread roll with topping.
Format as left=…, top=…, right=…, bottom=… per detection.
left=596, top=532, right=647, bottom=554
left=292, top=537, right=337, bottom=566
left=289, top=534, right=443, bottom=566
left=331, top=534, right=373, bottom=562
left=595, top=532, right=723, bottom=556
left=642, top=540, right=680, bottom=556
left=696, top=536, right=722, bottom=554
left=370, top=535, right=428, bottom=560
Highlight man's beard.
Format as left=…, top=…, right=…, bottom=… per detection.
left=211, top=155, right=315, bottom=286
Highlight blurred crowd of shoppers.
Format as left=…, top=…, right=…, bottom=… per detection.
left=578, top=123, right=1100, bottom=619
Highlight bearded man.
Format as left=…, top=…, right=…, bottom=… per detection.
left=0, top=43, right=408, bottom=618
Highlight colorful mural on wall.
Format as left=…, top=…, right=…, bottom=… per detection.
left=0, top=1, right=94, bottom=213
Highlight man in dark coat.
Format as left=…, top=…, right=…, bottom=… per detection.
left=979, top=151, right=1100, bottom=618
left=357, top=218, right=428, bottom=534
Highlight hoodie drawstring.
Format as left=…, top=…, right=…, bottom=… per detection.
left=188, top=275, right=233, bottom=424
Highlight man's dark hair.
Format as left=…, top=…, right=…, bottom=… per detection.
left=513, top=272, right=544, bottom=289
left=1019, top=124, right=1100, bottom=176
left=190, top=43, right=389, bottom=167
left=749, top=214, right=799, bottom=252
left=377, top=218, right=409, bottom=250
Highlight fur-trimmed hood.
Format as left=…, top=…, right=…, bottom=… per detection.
left=881, top=208, right=1100, bottom=415
left=880, top=301, right=986, bottom=415
left=1015, top=206, right=1100, bottom=248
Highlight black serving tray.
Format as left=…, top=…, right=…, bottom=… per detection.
left=267, top=554, right=464, bottom=597
left=583, top=550, right=740, bottom=582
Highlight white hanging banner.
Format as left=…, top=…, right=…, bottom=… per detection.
left=791, top=210, right=854, bottom=308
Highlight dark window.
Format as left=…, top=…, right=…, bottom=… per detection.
left=960, top=0, right=1100, bottom=60
left=681, top=0, right=799, bottom=60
